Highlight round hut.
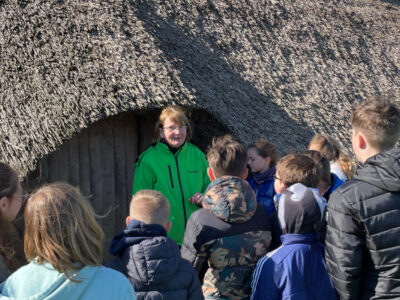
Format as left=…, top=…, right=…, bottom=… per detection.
left=1, top=0, right=399, bottom=260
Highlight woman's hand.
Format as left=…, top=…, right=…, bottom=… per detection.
left=188, top=193, right=205, bottom=207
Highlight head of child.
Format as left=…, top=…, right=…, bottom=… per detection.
left=127, top=190, right=171, bottom=232
left=0, top=163, right=22, bottom=272
left=302, top=150, right=331, bottom=195
left=350, top=96, right=400, bottom=163
left=24, top=182, right=104, bottom=281
left=0, top=163, right=22, bottom=224
left=308, top=134, right=338, bottom=162
left=206, top=135, right=247, bottom=181
left=274, top=155, right=324, bottom=235
left=247, top=139, right=278, bottom=174
left=274, top=154, right=319, bottom=194
left=155, top=105, right=192, bottom=148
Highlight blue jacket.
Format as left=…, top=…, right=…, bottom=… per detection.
left=0, top=260, right=135, bottom=300
left=248, top=167, right=276, bottom=214
left=251, top=233, right=337, bottom=300
left=323, top=173, right=345, bottom=201
left=108, top=220, right=203, bottom=300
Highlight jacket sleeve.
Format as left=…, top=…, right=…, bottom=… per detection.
left=181, top=213, right=213, bottom=281
left=325, top=188, right=365, bottom=300
left=132, top=156, right=156, bottom=195
left=187, top=265, right=205, bottom=300
left=251, top=258, right=279, bottom=300
left=123, top=285, right=136, bottom=300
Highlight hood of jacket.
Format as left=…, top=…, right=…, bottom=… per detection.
left=355, top=148, right=400, bottom=192
left=109, top=219, right=181, bottom=286
left=109, top=219, right=168, bottom=256
left=203, top=176, right=257, bottom=223
left=277, top=183, right=326, bottom=234
left=0, top=261, right=99, bottom=299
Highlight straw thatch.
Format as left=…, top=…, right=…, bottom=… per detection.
left=1, top=0, right=399, bottom=177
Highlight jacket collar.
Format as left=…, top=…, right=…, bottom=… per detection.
left=157, top=140, right=187, bottom=155
left=109, top=219, right=167, bottom=256
left=280, top=233, right=319, bottom=245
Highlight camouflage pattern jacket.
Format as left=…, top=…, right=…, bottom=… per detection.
left=181, top=176, right=271, bottom=300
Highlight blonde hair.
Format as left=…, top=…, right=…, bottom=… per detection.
left=276, top=154, right=319, bottom=188
left=351, top=96, right=400, bottom=151
left=309, top=133, right=355, bottom=180
left=24, top=182, right=104, bottom=281
left=154, top=105, right=192, bottom=141
left=130, top=190, right=170, bottom=226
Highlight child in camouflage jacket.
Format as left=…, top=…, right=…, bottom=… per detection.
left=181, top=135, right=271, bottom=299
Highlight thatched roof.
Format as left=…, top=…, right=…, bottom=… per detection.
left=1, top=0, right=399, bottom=176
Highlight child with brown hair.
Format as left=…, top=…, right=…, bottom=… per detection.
left=252, top=154, right=336, bottom=300
left=326, top=96, right=400, bottom=299
left=0, top=182, right=135, bottom=299
left=0, top=163, right=23, bottom=282
left=181, top=134, right=271, bottom=299
left=308, top=133, right=355, bottom=180
left=247, top=139, right=279, bottom=215
left=108, top=189, right=203, bottom=300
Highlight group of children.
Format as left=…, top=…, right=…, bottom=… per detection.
left=0, top=96, right=399, bottom=300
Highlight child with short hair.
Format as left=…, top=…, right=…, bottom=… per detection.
left=247, top=139, right=279, bottom=215
left=326, top=96, right=400, bottom=299
left=308, top=133, right=355, bottom=180
left=108, top=189, right=203, bottom=300
left=251, top=154, right=337, bottom=300
left=181, top=135, right=271, bottom=299
left=0, top=182, right=135, bottom=299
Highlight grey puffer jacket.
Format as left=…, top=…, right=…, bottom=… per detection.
left=108, top=220, right=203, bottom=300
left=325, top=148, right=400, bottom=300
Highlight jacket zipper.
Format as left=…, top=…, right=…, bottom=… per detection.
left=168, top=165, right=174, bottom=188
left=174, top=156, right=187, bottom=227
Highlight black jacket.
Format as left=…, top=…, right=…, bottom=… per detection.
left=325, top=148, right=400, bottom=300
left=108, top=220, right=203, bottom=300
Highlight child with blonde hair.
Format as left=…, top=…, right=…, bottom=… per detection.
left=308, top=133, right=355, bottom=180
left=0, top=182, right=135, bottom=299
left=108, top=189, right=203, bottom=300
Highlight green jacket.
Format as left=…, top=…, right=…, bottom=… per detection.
left=132, top=141, right=210, bottom=245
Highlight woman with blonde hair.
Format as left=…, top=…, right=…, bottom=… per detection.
left=0, top=163, right=23, bottom=282
left=308, top=133, right=355, bottom=180
left=0, top=182, right=135, bottom=299
left=132, top=105, right=210, bottom=245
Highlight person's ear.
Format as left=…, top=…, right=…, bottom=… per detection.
left=165, top=220, right=172, bottom=233
left=126, top=216, right=131, bottom=226
left=358, top=132, right=367, bottom=149
left=159, top=127, right=165, bottom=139
left=242, top=167, right=249, bottom=179
left=265, top=157, right=271, bottom=168
left=0, top=197, right=8, bottom=212
left=207, top=167, right=216, bottom=181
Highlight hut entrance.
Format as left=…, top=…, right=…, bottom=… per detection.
left=25, top=109, right=230, bottom=262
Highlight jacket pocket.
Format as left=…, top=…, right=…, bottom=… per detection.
left=168, top=165, right=174, bottom=188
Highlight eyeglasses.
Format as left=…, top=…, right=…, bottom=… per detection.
left=162, top=125, right=187, bottom=133
left=273, top=175, right=282, bottom=181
